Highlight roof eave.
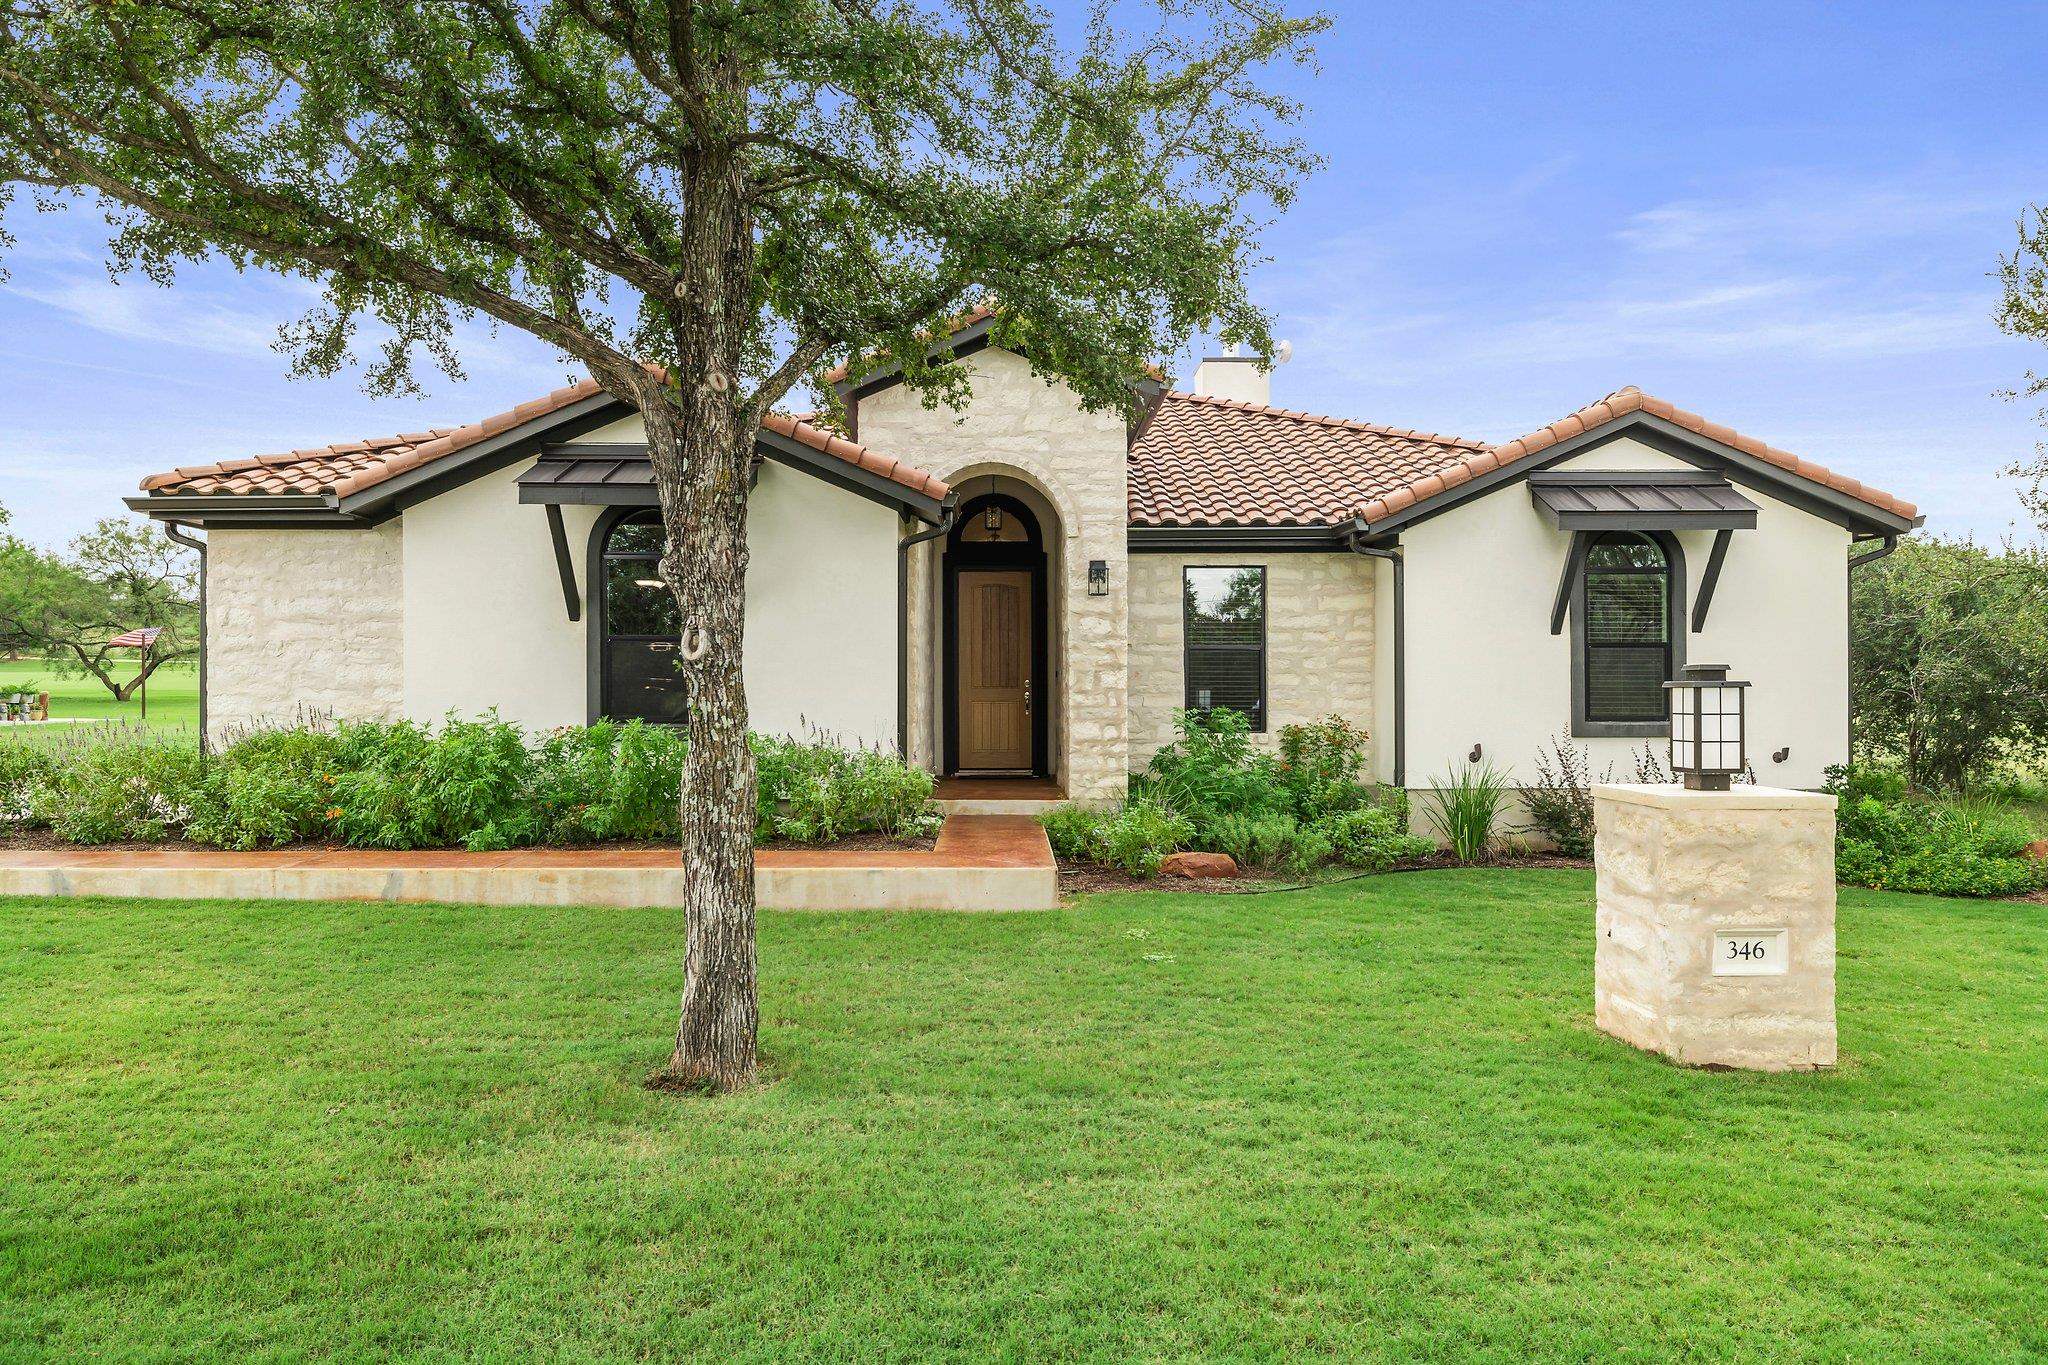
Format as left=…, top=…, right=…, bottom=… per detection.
left=1355, top=411, right=1920, bottom=539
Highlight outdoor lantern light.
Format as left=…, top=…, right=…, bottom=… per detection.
left=983, top=504, right=1004, bottom=534
left=1665, top=662, right=1749, bottom=791
left=1088, top=559, right=1109, bottom=596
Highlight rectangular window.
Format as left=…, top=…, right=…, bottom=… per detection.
left=1184, top=565, right=1266, bottom=730
left=1580, top=532, right=1673, bottom=727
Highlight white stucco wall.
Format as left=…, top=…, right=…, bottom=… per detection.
left=397, top=445, right=902, bottom=746
left=1128, top=551, right=1374, bottom=767
left=204, top=524, right=405, bottom=738
left=1398, top=435, right=1851, bottom=791
left=859, top=347, right=1132, bottom=802
left=401, top=464, right=596, bottom=731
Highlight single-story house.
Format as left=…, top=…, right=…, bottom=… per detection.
left=128, top=310, right=1921, bottom=804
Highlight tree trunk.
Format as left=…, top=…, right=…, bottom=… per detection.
left=645, top=140, right=761, bottom=1094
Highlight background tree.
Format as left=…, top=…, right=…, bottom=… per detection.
left=1997, top=201, right=2047, bottom=533
left=1850, top=536, right=2048, bottom=790
left=0, top=511, right=199, bottom=699
left=0, top=0, right=1324, bottom=1090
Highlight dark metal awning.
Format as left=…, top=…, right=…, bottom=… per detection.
left=517, top=444, right=658, bottom=506
left=1528, top=470, right=1758, bottom=530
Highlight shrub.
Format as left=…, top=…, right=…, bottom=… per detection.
left=35, top=734, right=206, bottom=844
left=1207, top=811, right=1304, bottom=871
left=1095, top=799, right=1193, bottom=877
left=1038, top=800, right=1191, bottom=877
left=1039, top=803, right=1109, bottom=861
left=1418, top=760, right=1513, bottom=863
left=1827, top=765, right=2048, bottom=898
left=754, top=732, right=941, bottom=843
left=1319, top=806, right=1434, bottom=871
left=1526, top=732, right=1599, bottom=858
left=1277, top=715, right=1374, bottom=822
left=1139, top=708, right=1291, bottom=828
left=328, top=715, right=541, bottom=850
left=529, top=720, right=685, bottom=843
left=184, top=724, right=345, bottom=849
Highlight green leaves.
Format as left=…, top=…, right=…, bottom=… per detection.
left=1852, top=536, right=2048, bottom=790
left=0, top=0, right=1324, bottom=417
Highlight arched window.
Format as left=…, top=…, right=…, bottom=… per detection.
left=597, top=509, right=687, bottom=724
left=1578, top=531, right=1675, bottom=727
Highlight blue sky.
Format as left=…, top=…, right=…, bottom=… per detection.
left=2, top=0, right=2044, bottom=548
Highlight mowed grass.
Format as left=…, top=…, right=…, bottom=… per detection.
left=2, top=873, right=2044, bottom=1361
left=0, top=658, right=199, bottom=735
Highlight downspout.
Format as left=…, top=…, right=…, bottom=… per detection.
left=1348, top=528, right=1405, bottom=788
left=162, top=522, right=207, bottom=752
left=1846, top=533, right=1900, bottom=771
left=897, top=496, right=958, bottom=761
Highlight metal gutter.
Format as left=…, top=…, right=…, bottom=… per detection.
left=897, top=496, right=959, bottom=761
left=1846, top=533, right=1902, bottom=767
left=161, top=522, right=207, bottom=749
left=1346, top=529, right=1405, bottom=787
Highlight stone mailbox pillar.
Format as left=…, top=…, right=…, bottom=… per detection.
left=1593, top=784, right=1838, bottom=1071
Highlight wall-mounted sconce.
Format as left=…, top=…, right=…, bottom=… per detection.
left=983, top=503, right=1004, bottom=534
left=1088, top=559, right=1109, bottom=597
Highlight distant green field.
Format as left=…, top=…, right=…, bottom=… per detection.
left=0, top=657, right=199, bottom=738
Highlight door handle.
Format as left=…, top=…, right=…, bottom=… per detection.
left=1023, top=677, right=1031, bottom=715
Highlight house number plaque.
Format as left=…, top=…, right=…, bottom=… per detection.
left=1712, top=928, right=1789, bottom=976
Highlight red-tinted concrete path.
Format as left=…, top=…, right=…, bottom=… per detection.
left=0, top=815, right=1057, bottom=911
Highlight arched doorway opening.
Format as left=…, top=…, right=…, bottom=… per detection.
left=590, top=507, right=688, bottom=724
left=944, top=492, right=1049, bottom=775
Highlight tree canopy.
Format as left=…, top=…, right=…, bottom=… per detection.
left=0, top=0, right=1325, bottom=1091
left=0, top=0, right=1322, bottom=421
left=0, top=509, right=199, bottom=699
left=1851, top=535, right=2048, bottom=790
left=1997, top=201, right=2047, bottom=533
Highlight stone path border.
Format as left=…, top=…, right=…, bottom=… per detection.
left=0, top=815, right=1058, bottom=912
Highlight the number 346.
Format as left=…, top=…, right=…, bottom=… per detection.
left=1726, top=939, right=1767, bottom=961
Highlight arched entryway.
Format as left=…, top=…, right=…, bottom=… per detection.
left=944, top=492, right=1050, bottom=775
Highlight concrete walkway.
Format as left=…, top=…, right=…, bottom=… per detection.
left=0, top=815, right=1058, bottom=912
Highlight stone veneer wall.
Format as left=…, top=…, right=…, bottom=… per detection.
left=1593, top=784, right=1838, bottom=1071
left=205, top=524, right=405, bottom=739
left=856, top=348, right=1130, bottom=804
left=1128, top=551, right=1375, bottom=766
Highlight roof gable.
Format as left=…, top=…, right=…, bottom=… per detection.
left=1354, top=387, right=1919, bottom=537
left=132, top=381, right=949, bottom=525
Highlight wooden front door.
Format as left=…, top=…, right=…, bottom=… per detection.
left=955, top=569, right=1034, bottom=771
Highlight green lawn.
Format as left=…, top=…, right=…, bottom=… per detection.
left=2, top=873, right=2043, bottom=1360
left=0, top=657, right=200, bottom=735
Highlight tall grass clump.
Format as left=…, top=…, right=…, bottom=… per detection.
left=1419, top=759, right=1514, bottom=863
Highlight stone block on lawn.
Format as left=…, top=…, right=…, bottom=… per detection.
left=1160, top=852, right=1238, bottom=879
left=1593, top=784, right=1838, bottom=1073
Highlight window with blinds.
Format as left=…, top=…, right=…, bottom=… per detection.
left=1582, top=533, right=1670, bottom=723
left=1184, top=565, right=1266, bottom=730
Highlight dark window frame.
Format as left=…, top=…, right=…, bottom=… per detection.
left=1569, top=530, right=1686, bottom=739
left=586, top=506, right=688, bottom=725
left=1182, top=563, right=1269, bottom=733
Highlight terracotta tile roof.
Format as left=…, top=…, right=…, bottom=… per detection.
left=139, top=380, right=949, bottom=503
left=1357, top=386, right=1917, bottom=526
left=1127, top=391, right=1487, bottom=527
